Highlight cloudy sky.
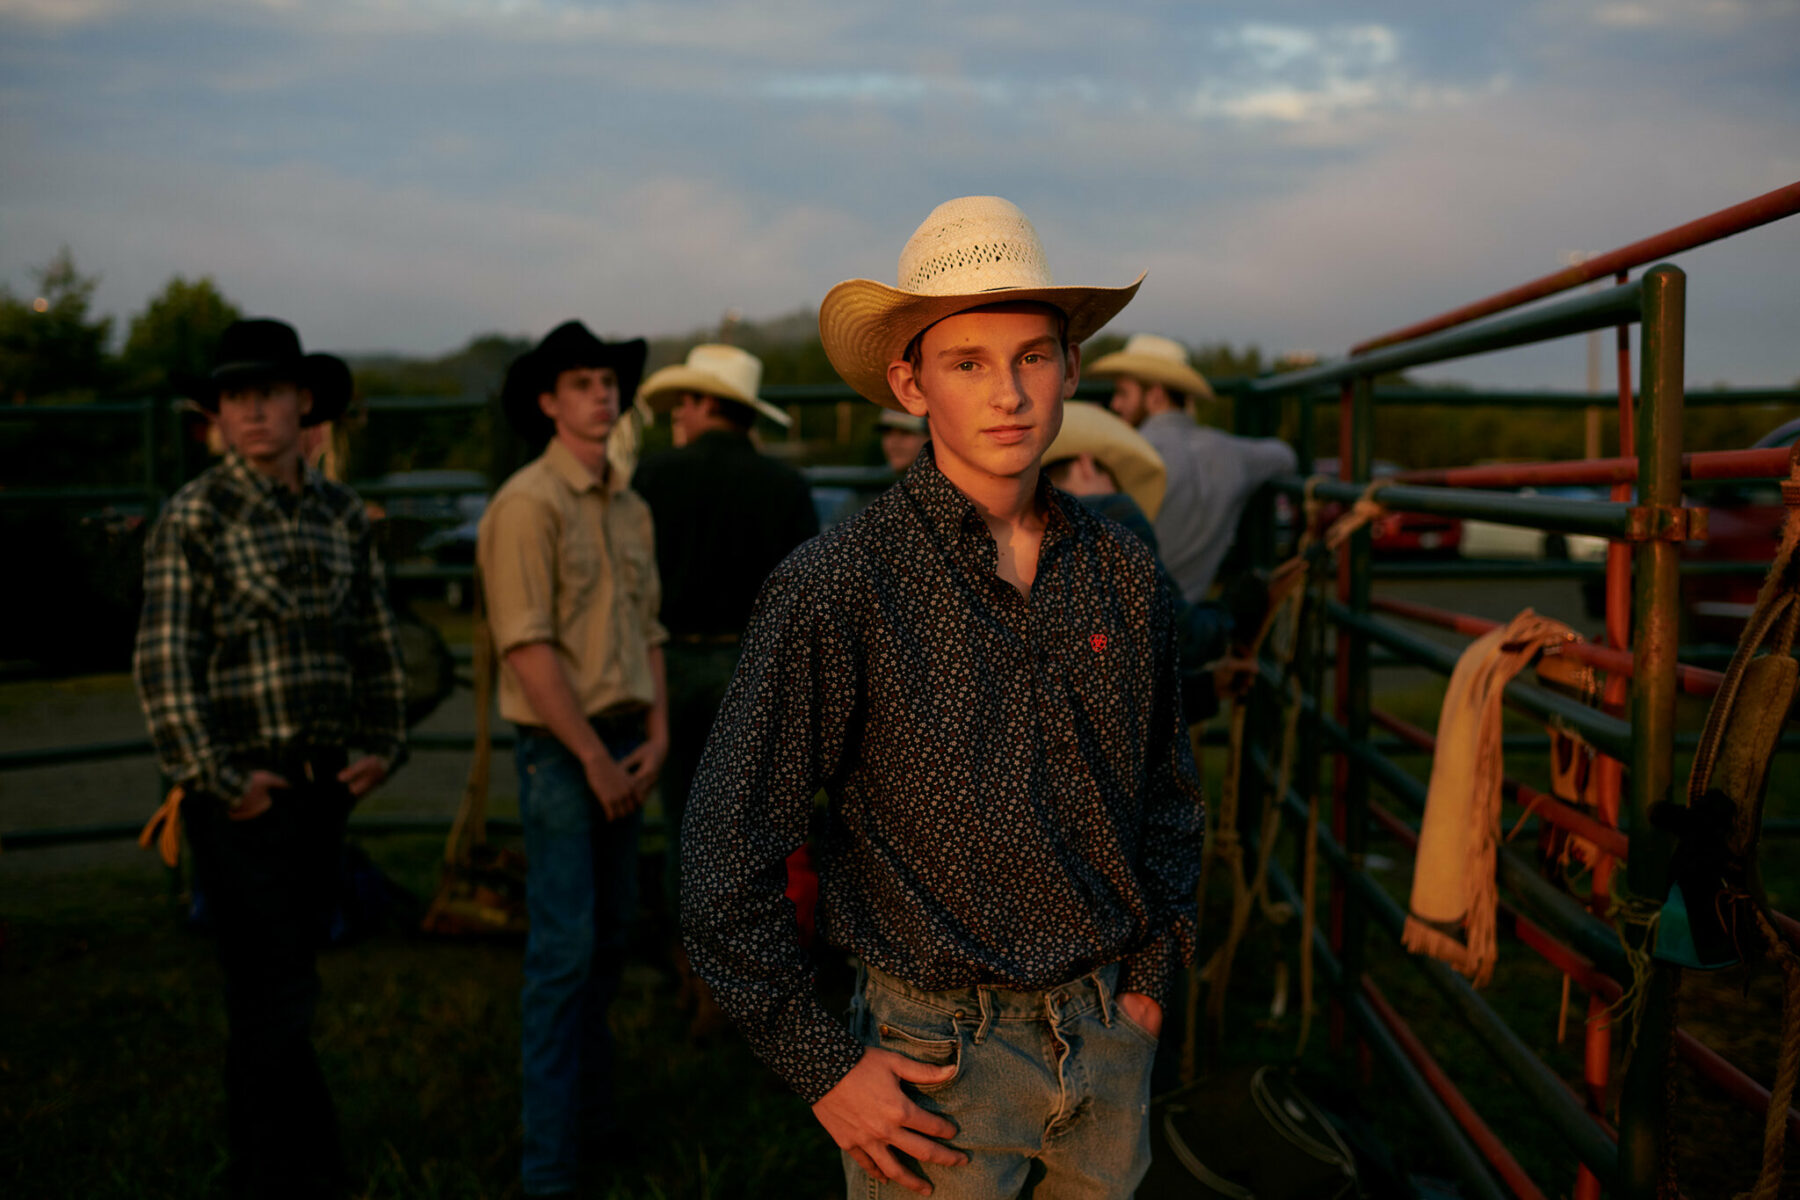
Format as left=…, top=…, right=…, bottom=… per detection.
left=3, top=0, right=1796, bottom=390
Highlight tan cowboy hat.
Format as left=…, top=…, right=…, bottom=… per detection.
left=1086, top=333, right=1216, bottom=401
left=877, top=410, right=927, bottom=434
left=818, top=196, right=1144, bottom=410
left=638, top=343, right=793, bottom=428
left=1043, top=401, right=1168, bottom=520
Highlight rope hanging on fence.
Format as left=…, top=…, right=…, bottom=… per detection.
left=1670, top=445, right=1800, bottom=1200
left=1183, top=475, right=1391, bottom=1078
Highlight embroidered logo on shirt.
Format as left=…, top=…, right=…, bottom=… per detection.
left=1090, top=633, right=1108, bottom=653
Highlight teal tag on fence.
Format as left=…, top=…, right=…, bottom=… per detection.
left=1652, top=881, right=1740, bottom=970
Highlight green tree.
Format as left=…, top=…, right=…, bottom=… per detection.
left=120, top=275, right=242, bottom=398
left=0, top=247, right=114, bottom=404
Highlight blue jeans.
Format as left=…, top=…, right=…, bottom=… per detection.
left=516, top=722, right=643, bottom=1196
left=843, top=961, right=1157, bottom=1199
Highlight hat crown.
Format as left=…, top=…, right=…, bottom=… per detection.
left=215, top=318, right=304, bottom=369
left=1121, top=333, right=1193, bottom=368
left=684, top=343, right=763, bottom=402
left=896, top=196, right=1056, bottom=297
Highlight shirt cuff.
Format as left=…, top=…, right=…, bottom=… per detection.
left=204, top=760, right=251, bottom=810
left=1118, top=935, right=1178, bottom=1010
left=787, top=1025, right=868, bottom=1106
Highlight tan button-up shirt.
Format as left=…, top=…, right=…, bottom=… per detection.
left=478, top=437, right=669, bottom=726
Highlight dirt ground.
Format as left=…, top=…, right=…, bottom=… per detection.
left=2, top=575, right=1793, bottom=1197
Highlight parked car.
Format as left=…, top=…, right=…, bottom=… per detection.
left=1680, top=418, right=1799, bottom=643
left=1461, top=484, right=1610, bottom=562
left=365, top=469, right=489, bottom=608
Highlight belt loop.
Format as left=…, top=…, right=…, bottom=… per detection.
left=974, top=987, right=995, bottom=1044
left=1092, top=968, right=1114, bottom=1027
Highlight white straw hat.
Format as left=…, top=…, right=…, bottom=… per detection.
left=1086, top=333, right=1216, bottom=401
left=638, top=343, right=792, bottom=428
left=819, top=196, right=1144, bottom=410
left=1043, top=401, right=1168, bottom=520
left=877, top=410, right=927, bottom=434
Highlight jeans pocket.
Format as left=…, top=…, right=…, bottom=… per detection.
left=1114, top=1004, right=1163, bottom=1048
left=876, top=1021, right=963, bottom=1091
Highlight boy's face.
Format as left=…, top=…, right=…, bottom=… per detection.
left=540, top=365, right=620, bottom=448
left=887, top=304, right=1078, bottom=489
left=215, top=380, right=311, bottom=466
left=1108, top=377, right=1151, bottom=428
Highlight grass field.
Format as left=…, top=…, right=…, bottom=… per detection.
left=3, top=653, right=1796, bottom=1198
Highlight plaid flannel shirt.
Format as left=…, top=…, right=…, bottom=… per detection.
left=133, top=453, right=408, bottom=806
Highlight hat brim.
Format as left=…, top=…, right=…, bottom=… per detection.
left=638, top=365, right=793, bottom=428
left=501, top=339, right=648, bottom=445
left=198, top=352, right=352, bottom=427
left=1085, top=349, right=1215, bottom=402
left=819, top=274, right=1145, bottom=411
left=1042, top=401, right=1167, bottom=520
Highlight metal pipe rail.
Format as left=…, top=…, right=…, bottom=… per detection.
left=1246, top=282, right=1644, bottom=397
left=1351, top=180, right=1800, bottom=354
left=1253, top=795, right=1620, bottom=1191
left=1294, top=476, right=1637, bottom=537
left=1325, top=601, right=1633, bottom=758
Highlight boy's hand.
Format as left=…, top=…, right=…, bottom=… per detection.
left=813, top=1048, right=967, bottom=1195
left=337, top=755, right=388, bottom=798
left=231, top=770, right=290, bottom=820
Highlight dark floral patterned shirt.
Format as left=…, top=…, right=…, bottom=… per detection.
left=681, top=442, right=1205, bottom=1102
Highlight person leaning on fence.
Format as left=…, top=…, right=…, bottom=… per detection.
left=681, top=196, right=1206, bottom=1198
left=1043, top=399, right=1247, bottom=722
left=629, top=343, right=818, bottom=1031
left=1096, top=334, right=1297, bottom=605
left=132, top=317, right=408, bottom=1200
left=476, top=320, right=669, bottom=1198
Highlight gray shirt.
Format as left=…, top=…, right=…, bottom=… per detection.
left=1139, top=412, right=1297, bottom=603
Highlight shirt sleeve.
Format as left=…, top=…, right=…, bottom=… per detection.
left=132, top=505, right=249, bottom=806
left=1118, top=568, right=1207, bottom=1006
left=636, top=500, right=669, bottom=647
left=1243, top=435, right=1299, bottom=489
left=680, top=558, right=866, bottom=1103
left=351, top=513, right=409, bottom=771
left=478, top=492, right=560, bottom=655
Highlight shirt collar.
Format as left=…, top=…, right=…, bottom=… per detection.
left=543, top=436, right=621, bottom=496
left=900, top=442, right=1075, bottom=563
left=1142, top=410, right=1191, bottom=432
left=221, top=450, right=325, bottom=507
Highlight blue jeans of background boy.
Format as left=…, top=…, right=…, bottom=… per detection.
left=515, top=718, right=644, bottom=1197
left=843, top=960, right=1157, bottom=1199
left=183, top=750, right=354, bottom=1200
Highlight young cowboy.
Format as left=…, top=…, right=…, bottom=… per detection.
left=682, top=197, right=1205, bottom=1197
left=477, top=321, right=668, bottom=1197
left=1094, top=333, right=1296, bottom=604
left=134, top=317, right=408, bottom=1198
left=631, top=344, right=818, bottom=1028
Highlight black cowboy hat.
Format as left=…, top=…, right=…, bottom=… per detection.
left=501, top=321, right=648, bottom=446
left=197, top=318, right=352, bottom=427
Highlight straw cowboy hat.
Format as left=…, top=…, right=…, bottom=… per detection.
left=877, top=410, right=927, bottom=434
left=1044, top=401, right=1168, bottom=520
left=637, top=343, right=793, bottom=428
left=1086, top=333, right=1217, bottom=401
left=198, top=318, right=352, bottom=427
left=501, top=320, right=647, bottom=445
left=818, top=195, right=1144, bottom=410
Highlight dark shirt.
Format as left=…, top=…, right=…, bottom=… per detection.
left=1080, top=492, right=1232, bottom=720
left=632, top=430, right=819, bottom=636
left=134, top=452, right=408, bottom=805
left=681, top=444, right=1205, bottom=1102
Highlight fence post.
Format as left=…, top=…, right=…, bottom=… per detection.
left=1616, top=263, right=1684, bottom=1200
left=1331, top=376, right=1375, bottom=1053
